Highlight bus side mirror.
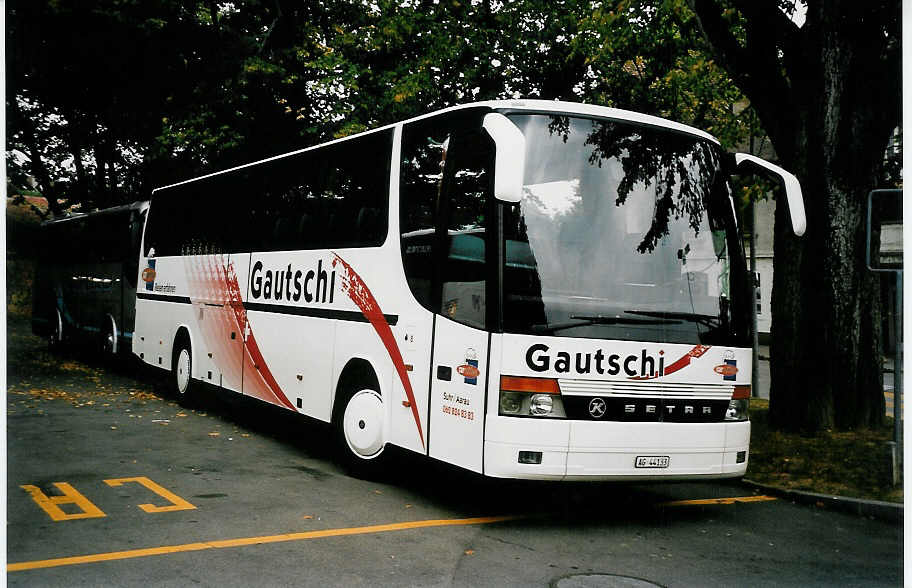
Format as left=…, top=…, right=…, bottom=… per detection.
left=482, top=113, right=525, bottom=203
left=734, top=153, right=806, bottom=236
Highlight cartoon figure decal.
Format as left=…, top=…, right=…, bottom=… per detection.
left=143, top=259, right=156, bottom=291
left=458, top=348, right=480, bottom=385
left=714, top=350, right=739, bottom=380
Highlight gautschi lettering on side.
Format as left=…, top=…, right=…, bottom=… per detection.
left=250, top=259, right=335, bottom=304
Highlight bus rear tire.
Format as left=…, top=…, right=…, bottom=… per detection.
left=101, top=315, right=118, bottom=359
left=333, top=388, right=389, bottom=479
left=172, top=341, right=195, bottom=406
left=48, top=309, right=63, bottom=352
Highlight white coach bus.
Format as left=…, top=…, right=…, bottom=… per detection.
left=135, top=100, right=806, bottom=480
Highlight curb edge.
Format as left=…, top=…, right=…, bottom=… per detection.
left=741, top=479, right=903, bottom=523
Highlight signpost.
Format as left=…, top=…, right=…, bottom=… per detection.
left=866, top=188, right=903, bottom=485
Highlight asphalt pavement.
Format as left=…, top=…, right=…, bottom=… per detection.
left=6, top=317, right=904, bottom=586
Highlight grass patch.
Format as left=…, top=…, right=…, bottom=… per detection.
left=747, top=399, right=903, bottom=503
left=7, top=257, right=35, bottom=317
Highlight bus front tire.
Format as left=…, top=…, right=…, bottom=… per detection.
left=333, top=388, right=389, bottom=479
left=172, top=342, right=195, bottom=406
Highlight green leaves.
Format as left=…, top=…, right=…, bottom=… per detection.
left=8, top=0, right=765, bottom=211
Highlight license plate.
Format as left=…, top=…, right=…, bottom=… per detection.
left=635, top=455, right=670, bottom=469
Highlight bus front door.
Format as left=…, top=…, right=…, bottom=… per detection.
left=428, top=316, right=488, bottom=473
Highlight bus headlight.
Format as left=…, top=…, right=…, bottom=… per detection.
left=499, top=376, right=566, bottom=418
left=500, top=392, right=524, bottom=415
left=529, top=394, right=553, bottom=416
left=725, top=399, right=749, bottom=421
left=725, top=385, right=751, bottom=421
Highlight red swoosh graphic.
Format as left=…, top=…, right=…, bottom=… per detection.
left=225, top=262, right=296, bottom=411
left=628, top=345, right=712, bottom=381
left=332, top=253, right=425, bottom=449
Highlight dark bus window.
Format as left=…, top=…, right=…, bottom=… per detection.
left=261, top=129, right=393, bottom=252
left=146, top=129, right=393, bottom=256
left=439, top=131, right=494, bottom=329
left=400, top=119, right=448, bottom=310
left=400, top=108, right=494, bottom=328
left=125, top=209, right=146, bottom=286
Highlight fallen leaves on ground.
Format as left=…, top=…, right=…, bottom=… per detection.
left=748, top=399, right=903, bottom=503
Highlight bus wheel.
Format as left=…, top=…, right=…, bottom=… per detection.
left=172, top=342, right=195, bottom=406
left=48, top=309, right=63, bottom=351
left=334, top=388, right=388, bottom=478
left=101, top=316, right=118, bottom=358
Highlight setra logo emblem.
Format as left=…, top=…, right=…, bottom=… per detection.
left=588, top=397, right=607, bottom=419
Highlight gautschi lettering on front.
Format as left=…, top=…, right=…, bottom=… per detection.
left=525, top=343, right=712, bottom=380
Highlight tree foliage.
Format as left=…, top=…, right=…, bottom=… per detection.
left=9, top=0, right=897, bottom=432
left=8, top=0, right=760, bottom=215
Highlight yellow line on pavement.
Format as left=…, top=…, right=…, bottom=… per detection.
left=658, top=495, right=777, bottom=507
left=10, top=496, right=778, bottom=572
left=8, top=515, right=519, bottom=572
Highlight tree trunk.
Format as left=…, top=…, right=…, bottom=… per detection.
left=766, top=5, right=895, bottom=431
left=94, top=137, right=111, bottom=209
left=769, top=165, right=885, bottom=431
left=67, top=113, right=90, bottom=205
left=690, top=0, right=899, bottom=431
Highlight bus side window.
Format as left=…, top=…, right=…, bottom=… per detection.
left=400, top=113, right=494, bottom=329
left=268, top=129, right=392, bottom=252
left=143, top=206, right=157, bottom=257
left=400, top=121, right=448, bottom=311
left=126, top=209, right=146, bottom=286
left=74, top=218, right=93, bottom=261
left=439, top=131, right=494, bottom=329
left=144, top=193, right=180, bottom=256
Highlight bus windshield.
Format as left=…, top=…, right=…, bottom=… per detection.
left=502, top=113, right=750, bottom=346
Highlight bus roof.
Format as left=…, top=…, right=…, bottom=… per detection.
left=41, top=200, right=149, bottom=227
left=477, top=100, right=720, bottom=145
left=153, top=100, right=720, bottom=194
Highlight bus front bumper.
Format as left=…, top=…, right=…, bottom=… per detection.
left=483, top=419, right=750, bottom=481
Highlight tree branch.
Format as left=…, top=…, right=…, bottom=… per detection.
left=688, top=0, right=799, bottom=159
left=258, top=0, right=284, bottom=55
left=208, top=1, right=220, bottom=37
left=733, top=1, right=810, bottom=104
left=8, top=95, right=64, bottom=217
left=734, top=1, right=802, bottom=56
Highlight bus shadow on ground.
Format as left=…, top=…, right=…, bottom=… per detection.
left=177, top=384, right=734, bottom=527
left=135, top=367, right=713, bottom=525
left=9, top=314, right=745, bottom=526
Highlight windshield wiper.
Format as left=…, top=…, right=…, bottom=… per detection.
left=530, top=314, right=682, bottom=334
left=624, top=310, right=720, bottom=327
left=571, top=314, right=683, bottom=325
